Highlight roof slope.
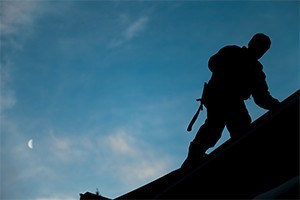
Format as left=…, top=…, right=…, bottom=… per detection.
left=116, top=90, right=299, bottom=199
left=80, top=90, right=299, bottom=200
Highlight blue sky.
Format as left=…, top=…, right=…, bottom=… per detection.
left=1, top=1, right=299, bottom=199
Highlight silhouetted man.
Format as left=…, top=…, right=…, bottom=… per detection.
left=182, top=33, right=280, bottom=169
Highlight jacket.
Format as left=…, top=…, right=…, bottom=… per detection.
left=207, top=45, right=279, bottom=110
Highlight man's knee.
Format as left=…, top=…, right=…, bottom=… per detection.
left=193, top=119, right=225, bottom=149
left=227, top=114, right=251, bottom=139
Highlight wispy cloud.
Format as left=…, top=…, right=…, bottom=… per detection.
left=108, top=16, right=149, bottom=48
left=0, top=1, right=39, bottom=36
left=1, top=1, right=42, bottom=113
left=34, top=196, right=76, bottom=200
left=0, top=60, right=16, bottom=112
left=46, top=130, right=93, bottom=163
left=1, top=85, right=175, bottom=199
left=45, top=127, right=171, bottom=195
left=105, top=129, right=138, bottom=156
left=125, top=16, right=149, bottom=40
left=102, top=129, right=171, bottom=189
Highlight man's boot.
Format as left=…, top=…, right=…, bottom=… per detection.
left=181, top=141, right=207, bottom=170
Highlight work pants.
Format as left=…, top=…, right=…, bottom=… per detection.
left=192, top=99, right=251, bottom=154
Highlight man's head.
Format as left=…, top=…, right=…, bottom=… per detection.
left=248, top=33, right=271, bottom=59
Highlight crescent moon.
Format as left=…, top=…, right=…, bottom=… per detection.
left=28, top=139, right=33, bottom=149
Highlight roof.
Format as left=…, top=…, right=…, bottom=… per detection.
left=117, top=89, right=299, bottom=199
left=80, top=90, right=299, bottom=200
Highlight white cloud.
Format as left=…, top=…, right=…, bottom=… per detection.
left=1, top=1, right=43, bottom=112
left=47, top=131, right=93, bottom=163
left=0, top=1, right=39, bottom=36
left=19, top=128, right=172, bottom=197
left=120, top=159, right=169, bottom=184
left=43, top=127, right=173, bottom=184
left=0, top=61, right=16, bottom=112
left=0, top=83, right=16, bottom=111
left=108, top=16, right=149, bottom=48
left=102, top=129, right=172, bottom=189
left=34, top=196, right=76, bottom=200
left=125, top=16, right=148, bottom=40
left=105, top=129, right=138, bottom=156
left=1, top=118, right=173, bottom=199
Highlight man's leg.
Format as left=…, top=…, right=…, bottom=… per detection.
left=226, top=101, right=251, bottom=140
left=182, top=107, right=225, bottom=169
left=192, top=117, right=226, bottom=153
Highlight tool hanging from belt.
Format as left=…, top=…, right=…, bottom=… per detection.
left=187, top=82, right=208, bottom=132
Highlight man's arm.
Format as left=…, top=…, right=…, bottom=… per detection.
left=252, top=65, right=280, bottom=110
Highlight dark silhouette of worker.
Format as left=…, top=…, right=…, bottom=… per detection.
left=182, top=33, right=280, bottom=169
